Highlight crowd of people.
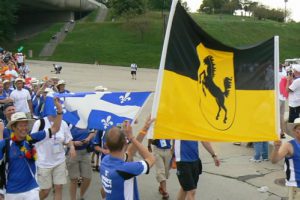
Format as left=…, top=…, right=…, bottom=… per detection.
left=0, top=46, right=299, bottom=200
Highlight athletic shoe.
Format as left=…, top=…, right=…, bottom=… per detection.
left=249, top=158, right=262, bottom=162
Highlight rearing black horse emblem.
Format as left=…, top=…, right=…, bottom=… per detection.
left=199, top=55, right=232, bottom=124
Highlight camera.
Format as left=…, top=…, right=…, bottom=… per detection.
left=286, top=66, right=293, bottom=76
left=116, top=123, right=123, bottom=129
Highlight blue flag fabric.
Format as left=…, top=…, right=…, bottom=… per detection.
left=44, top=91, right=151, bottom=130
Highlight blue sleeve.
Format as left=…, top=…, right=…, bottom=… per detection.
left=3, top=128, right=11, bottom=139
left=30, top=130, right=47, bottom=142
left=0, top=140, right=6, bottom=160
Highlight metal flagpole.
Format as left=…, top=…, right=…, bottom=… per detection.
left=148, top=0, right=179, bottom=138
left=274, top=35, right=280, bottom=138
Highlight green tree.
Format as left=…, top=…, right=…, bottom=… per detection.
left=253, top=5, right=286, bottom=22
left=0, top=0, right=19, bottom=42
left=199, top=0, right=227, bottom=14
left=148, top=0, right=172, bottom=10
left=110, top=0, right=147, bottom=20
left=222, top=0, right=241, bottom=14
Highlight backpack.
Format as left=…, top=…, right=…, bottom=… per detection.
left=0, top=139, right=11, bottom=190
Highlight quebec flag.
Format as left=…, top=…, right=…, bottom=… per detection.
left=44, top=91, right=152, bottom=130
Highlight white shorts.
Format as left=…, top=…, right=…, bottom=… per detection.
left=37, top=161, right=68, bottom=189
left=5, top=188, right=39, bottom=200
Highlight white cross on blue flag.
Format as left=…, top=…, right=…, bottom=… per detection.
left=44, top=91, right=152, bottom=130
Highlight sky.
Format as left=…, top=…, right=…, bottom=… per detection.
left=184, top=0, right=300, bottom=22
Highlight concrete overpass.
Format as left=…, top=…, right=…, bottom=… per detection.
left=20, top=0, right=100, bottom=11
left=15, top=0, right=105, bottom=40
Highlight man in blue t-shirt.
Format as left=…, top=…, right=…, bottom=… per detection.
left=271, top=118, right=300, bottom=199
left=100, top=120, right=155, bottom=200
left=175, top=140, right=221, bottom=200
left=0, top=98, right=62, bottom=200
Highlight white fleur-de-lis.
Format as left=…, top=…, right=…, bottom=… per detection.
left=119, top=92, right=131, bottom=104
left=101, top=115, right=114, bottom=129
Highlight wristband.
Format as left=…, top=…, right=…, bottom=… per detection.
left=211, top=154, right=217, bottom=158
left=139, top=130, right=147, bottom=135
left=57, top=111, right=63, bottom=115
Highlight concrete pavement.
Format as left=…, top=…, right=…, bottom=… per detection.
left=28, top=60, right=288, bottom=200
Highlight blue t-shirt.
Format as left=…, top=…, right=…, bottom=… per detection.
left=3, top=128, right=12, bottom=139
left=3, top=89, right=13, bottom=97
left=0, top=130, right=47, bottom=193
left=2, top=120, right=11, bottom=139
left=31, top=93, right=40, bottom=117
left=70, top=126, right=92, bottom=150
left=175, top=140, right=199, bottom=162
left=0, top=92, right=8, bottom=120
left=100, top=155, right=149, bottom=200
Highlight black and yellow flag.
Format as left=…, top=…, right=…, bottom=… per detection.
left=150, top=0, right=279, bottom=142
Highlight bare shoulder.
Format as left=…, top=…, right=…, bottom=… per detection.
left=283, top=142, right=294, bottom=157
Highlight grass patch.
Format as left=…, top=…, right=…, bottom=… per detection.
left=191, top=13, right=300, bottom=61
left=51, top=14, right=165, bottom=68
left=9, top=11, right=300, bottom=67
left=13, top=23, right=64, bottom=59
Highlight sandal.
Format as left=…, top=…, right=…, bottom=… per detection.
left=158, top=187, right=169, bottom=199
left=162, top=191, right=169, bottom=199
left=158, top=186, right=163, bottom=194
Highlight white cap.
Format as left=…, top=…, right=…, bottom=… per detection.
left=292, top=64, right=300, bottom=72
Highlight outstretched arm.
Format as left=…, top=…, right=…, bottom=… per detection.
left=126, top=116, right=155, bottom=161
left=124, top=120, right=155, bottom=167
left=201, top=142, right=220, bottom=167
left=49, top=98, right=63, bottom=134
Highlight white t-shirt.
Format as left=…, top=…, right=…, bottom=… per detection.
left=289, top=78, right=300, bottom=107
left=130, top=63, right=137, bottom=71
left=10, top=89, right=31, bottom=112
left=16, top=53, right=24, bottom=63
left=32, top=118, right=73, bottom=168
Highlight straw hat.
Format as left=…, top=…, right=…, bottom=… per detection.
left=7, top=112, right=35, bottom=130
left=94, top=85, right=108, bottom=92
left=30, top=78, right=39, bottom=85
left=15, top=77, right=25, bottom=84
left=51, top=76, right=59, bottom=80
left=2, top=79, right=10, bottom=84
left=56, top=80, right=66, bottom=87
left=287, top=118, right=300, bottom=135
